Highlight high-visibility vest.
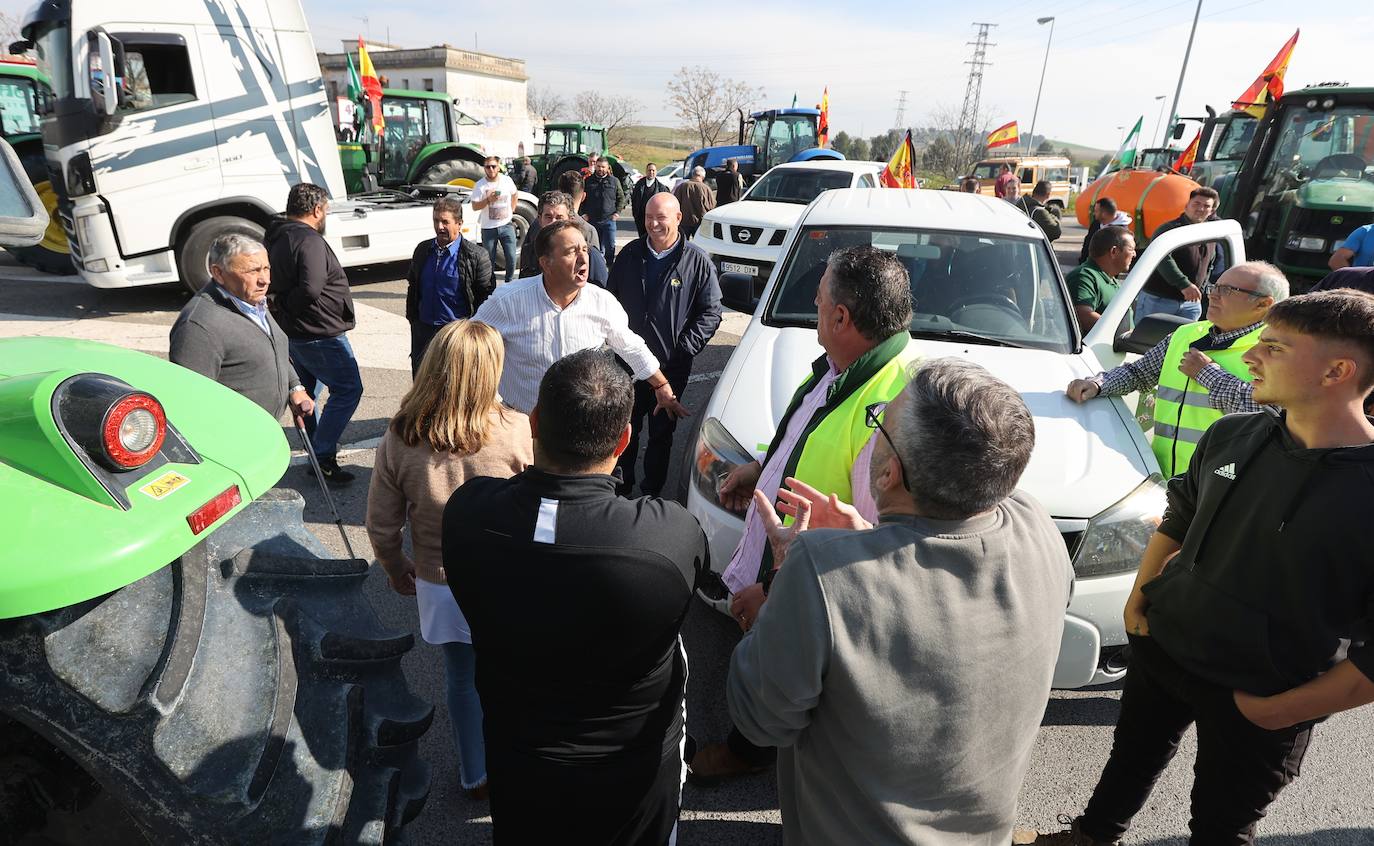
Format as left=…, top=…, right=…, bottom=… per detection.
left=1153, top=320, right=1263, bottom=477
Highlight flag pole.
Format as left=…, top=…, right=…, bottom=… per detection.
left=1164, top=0, right=1204, bottom=151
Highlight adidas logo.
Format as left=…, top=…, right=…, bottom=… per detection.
left=1213, top=462, right=1237, bottom=480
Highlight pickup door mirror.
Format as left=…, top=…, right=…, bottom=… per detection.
left=720, top=271, right=760, bottom=313
left=1114, top=313, right=1192, bottom=354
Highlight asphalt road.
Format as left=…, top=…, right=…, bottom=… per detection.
left=2, top=218, right=1371, bottom=845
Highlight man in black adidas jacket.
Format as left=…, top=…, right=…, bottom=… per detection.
left=444, top=348, right=711, bottom=845
left=1033, top=288, right=1374, bottom=846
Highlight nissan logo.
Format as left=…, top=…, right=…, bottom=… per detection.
left=735, top=229, right=753, bottom=243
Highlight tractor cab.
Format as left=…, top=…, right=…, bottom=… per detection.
left=683, top=108, right=840, bottom=188
left=539, top=122, right=607, bottom=158
left=340, top=89, right=488, bottom=192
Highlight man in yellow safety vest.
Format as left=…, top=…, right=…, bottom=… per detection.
left=1066, top=261, right=1288, bottom=477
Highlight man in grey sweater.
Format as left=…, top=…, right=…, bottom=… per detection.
left=170, top=234, right=313, bottom=421
left=727, top=358, right=1073, bottom=845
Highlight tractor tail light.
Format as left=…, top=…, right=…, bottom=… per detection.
left=100, top=393, right=166, bottom=470
left=187, top=485, right=241, bottom=535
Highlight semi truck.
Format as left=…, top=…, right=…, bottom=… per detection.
left=18, top=0, right=535, bottom=294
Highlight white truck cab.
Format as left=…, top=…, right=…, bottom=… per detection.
left=684, top=188, right=1245, bottom=688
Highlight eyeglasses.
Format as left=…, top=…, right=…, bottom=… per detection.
left=484, top=164, right=500, bottom=169
left=864, top=402, right=911, bottom=491
left=1203, top=282, right=1266, bottom=300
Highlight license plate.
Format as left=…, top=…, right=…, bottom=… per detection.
left=721, top=261, right=758, bottom=276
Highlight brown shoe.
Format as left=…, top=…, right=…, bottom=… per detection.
left=686, top=742, right=770, bottom=787
left=1013, top=817, right=1120, bottom=845
left=465, top=781, right=489, bottom=802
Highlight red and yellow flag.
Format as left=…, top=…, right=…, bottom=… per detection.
left=358, top=37, right=384, bottom=132
left=879, top=130, right=917, bottom=189
left=818, top=87, right=830, bottom=148
left=1173, top=131, right=1201, bottom=173
left=1232, top=30, right=1299, bottom=119
left=986, top=120, right=1019, bottom=149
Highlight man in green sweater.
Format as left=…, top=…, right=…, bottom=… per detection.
left=1068, top=226, right=1136, bottom=332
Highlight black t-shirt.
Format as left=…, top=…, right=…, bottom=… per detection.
left=444, top=468, right=709, bottom=763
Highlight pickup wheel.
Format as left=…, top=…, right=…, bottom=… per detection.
left=176, top=216, right=265, bottom=295
left=0, top=489, right=432, bottom=844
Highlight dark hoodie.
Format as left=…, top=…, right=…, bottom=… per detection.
left=1145, top=408, right=1374, bottom=697
left=264, top=217, right=355, bottom=340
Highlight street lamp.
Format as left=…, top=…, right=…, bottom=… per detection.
left=1026, top=16, right=1056, bottom=155
left=1150, top=95, right=1167, bottom=149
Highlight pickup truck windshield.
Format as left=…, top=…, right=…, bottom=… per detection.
left=764, top=225, right=1077, bottom=353
left=745, top=168, right=851, bottom=204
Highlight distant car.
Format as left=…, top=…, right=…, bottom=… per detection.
left=655, top=162, right=683, bottom=189
left=691, top=160, right=884, bottom=288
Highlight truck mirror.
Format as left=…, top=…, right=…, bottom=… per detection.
left=0, top=138, right=51, bottom=248
left=719, top=271, right=760, bottom=313
left=1172, top=123, right=1186, bottom=140
left=88, top=30, right=119, bottom=116
left=1113, top=313, right=1192, bottom=354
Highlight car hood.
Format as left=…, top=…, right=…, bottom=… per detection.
left=701, top=200, right=807, bottom=229
left=709, top=327, right=1153, bottom=519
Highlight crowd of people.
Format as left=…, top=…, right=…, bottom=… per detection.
left=164, top=170, right=1374, bottom=845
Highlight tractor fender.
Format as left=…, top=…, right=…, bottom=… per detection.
left=406, top=142, right=486, bottom=184
left=790, top=148, right=845, bottom=162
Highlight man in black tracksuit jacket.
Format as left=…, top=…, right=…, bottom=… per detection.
left=403, top=198, right=495, bottom=374
left=1050, top=288, right=1374, bottom=846
left=444, top=349, right=710, bottom=845
left=606, top=191, right=722, bottom=496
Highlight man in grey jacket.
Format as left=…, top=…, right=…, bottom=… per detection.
left=170, top=234, right=313, bottom=421
left=727, top=357, right=1073, bottom=845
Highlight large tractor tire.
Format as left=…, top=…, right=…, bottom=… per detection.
left=415, top=157, right=484, bottom=189
left=176, top=216, right=265, bottom=295
left=6, top=144, right=74, bottom=275
left=548, top=157, right=589, bottom=194
left=0, top=489, right=432, bottom=844
left=506, top=200, right=537, bottom=271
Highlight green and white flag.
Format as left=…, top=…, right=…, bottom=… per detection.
left=1101, top=116, right=1143, bottom=177
left=346, top=50, right=363, bottom=103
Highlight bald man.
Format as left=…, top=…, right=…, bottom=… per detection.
left=606, top=192, right=724, bottom=496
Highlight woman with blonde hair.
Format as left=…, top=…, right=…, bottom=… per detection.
left=366, top=319, right=532, bottom=801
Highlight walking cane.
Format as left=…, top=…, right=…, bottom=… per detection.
left=293, top=415, right=357, bottom=559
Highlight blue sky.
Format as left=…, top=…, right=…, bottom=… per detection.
left=3, top=0, right=1365, bottom=151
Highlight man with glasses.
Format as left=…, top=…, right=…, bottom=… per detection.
left=470, top=156, right=520, bottom=284
left=687, top=244, right=916, bottom=784
left=1066, top=261, right=1289, bottom=477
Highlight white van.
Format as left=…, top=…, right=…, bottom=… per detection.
left=684, top=188, right=1244, bottom=688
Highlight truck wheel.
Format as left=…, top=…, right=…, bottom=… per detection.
left=177, top=216, right=265, bottom=295
left=0, top=489, right=432, bottom=844
left=416, top=158, right=484, bottom=189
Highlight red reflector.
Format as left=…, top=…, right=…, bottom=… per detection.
left=808, top=230, right=828, bottom=239
left=187, top=485, right=242, bottom=535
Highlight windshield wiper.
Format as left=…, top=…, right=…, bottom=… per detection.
left=911, top=329, right=1030, bottom=349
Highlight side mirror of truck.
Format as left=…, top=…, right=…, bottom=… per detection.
left=1113, top=313, right=1192, bottom=354
left=1172, top=122, right=1187, bottom=141
left=719, top=271, right=759, bottom=313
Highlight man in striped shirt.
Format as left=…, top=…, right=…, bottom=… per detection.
left=473, top=219, right=689, bottom=418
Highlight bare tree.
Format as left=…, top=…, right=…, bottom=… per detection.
left=572, top=90, right=640, bottom=149
left=526, top=84, right=565, bottom=123
left=0, top=12, right=25, bottom=50
left=925, top=101, right=996, bottom=179
left=666, top=66, right=765, bottom=149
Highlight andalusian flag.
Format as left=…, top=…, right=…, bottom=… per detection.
left=879, top=130, right=917, bottom=189
left=1232, top=30, right=1299, bottom=119
left=818, top=87, right=830, bottom=148
left=1101, top=116, right=1143, bottom=177
left=986, top=120, right=1019, bottom=149
left=346, top=50, right=363, bottom=102
left=1173, top=130, right=1201, bottom=173
left=357, top=37, right=384, bottom=133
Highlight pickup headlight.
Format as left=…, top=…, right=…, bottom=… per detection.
left=690, top=417, right=756, bottom=515
left=1071, top=476, right=1167, bottom=578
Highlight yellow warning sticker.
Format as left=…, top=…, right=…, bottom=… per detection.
left=140, top=471, right=190, bottom=500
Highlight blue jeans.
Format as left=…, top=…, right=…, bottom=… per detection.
left=1134, top=290, right=1202, bottom=322
left=592, top=217, right=617, bottom=265
left=289, top=334, right=363, bottom=457
left=482, top=223, right=517, bottom=285
left=441, top=641, right=487, bottom=789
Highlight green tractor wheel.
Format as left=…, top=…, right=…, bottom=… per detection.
left=548, top=157, right=589, bottom=193
left=6, top=145, right=75, bottom=274
left=415, top=157, right=484, bottom=189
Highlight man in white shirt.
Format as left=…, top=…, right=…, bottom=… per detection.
left=473, top=219, right=690, bottom=419
left=470, top=155, right=520, bottom=285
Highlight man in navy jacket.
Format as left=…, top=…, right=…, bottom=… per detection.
left=606, top=192, right=723, bottom=496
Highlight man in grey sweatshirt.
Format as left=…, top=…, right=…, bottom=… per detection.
left=727, top=357, right=1073, bottom=845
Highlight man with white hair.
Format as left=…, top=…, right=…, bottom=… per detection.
left=170, top=233, right=314, bottom=420
left=672, top=165, right=716, bottom=240
left=1065, top=260, right=1290, bottom=477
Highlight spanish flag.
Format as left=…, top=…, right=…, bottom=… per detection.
left=986, top=120, right=1019, bottom=149
left=1173, top=131, right=1201, bottom=173
left=358, top=37, right=384, bottom=133
left=880, top=130, right=917, bottom=189
left=1232, top=30, right=1299, bottom=119
left=819, top=87, right=830, bottom=148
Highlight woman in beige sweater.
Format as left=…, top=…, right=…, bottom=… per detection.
left=365, top=320, right=532, bottom=799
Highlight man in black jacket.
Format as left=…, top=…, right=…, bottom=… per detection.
left=444, top=348, right=710, bottom=845
left=606, top=192, right=722, bottom=496
left=715, top=158, right=744, bottom=207
left=404, top=196, right=495, bottom=374
left=517, top=190, right=607, bottom=284
left=583, top=157, right=625, bottom=264
left=631, top=163, right=670, bottom=241
left=1015, top=180, right=1062, bottom=242
left=265, top=183, right=362, bottom=484
left=1133, top=186, right=1220, bottom=322
left=1031, top=288, right=1374, bottom=846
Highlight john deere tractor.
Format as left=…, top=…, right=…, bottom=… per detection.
left=523, top=122, right=633, bottom=194
left=339, top=88, right=491, bottom=193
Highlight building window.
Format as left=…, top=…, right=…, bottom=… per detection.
left=423, top=78, right=434, bottom=91
left=401, top=78, right=409, bottom=89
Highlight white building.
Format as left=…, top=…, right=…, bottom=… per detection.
left=317, top=41, right=533, bottom=157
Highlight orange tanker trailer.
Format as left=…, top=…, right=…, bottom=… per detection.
left=1075, top=168, right=1201, bottom=246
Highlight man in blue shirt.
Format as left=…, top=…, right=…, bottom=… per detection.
left=404, top=196, right=496, bottom=375
left=1330, top=223, right=1374, bottom=270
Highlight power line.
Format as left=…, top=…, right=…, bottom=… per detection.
left=955, top=23, right=997, bottom=174
left=893, top=90, right=909, bottom=131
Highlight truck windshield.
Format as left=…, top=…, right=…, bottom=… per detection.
left=29, top=21, right=73, bottom=101
left=745, top=167, right=850, bottom=204
left=1262, top=105, right=1374, bottom=184
left=971, top=162, right=1009, bottom=180
left=0, top=78, right=41, bottom=136
left=764, top=225, right=1076, bottom=353
left=751, top=115, right=818, bottom=166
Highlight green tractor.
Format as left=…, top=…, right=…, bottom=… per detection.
left=523, top=121, right=633, bottom=195
left=1222, top=84, right=1374, bottom=289
left=0, top=56, right=72, bottom=273
left=339, top=88, right=491, bottom=193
